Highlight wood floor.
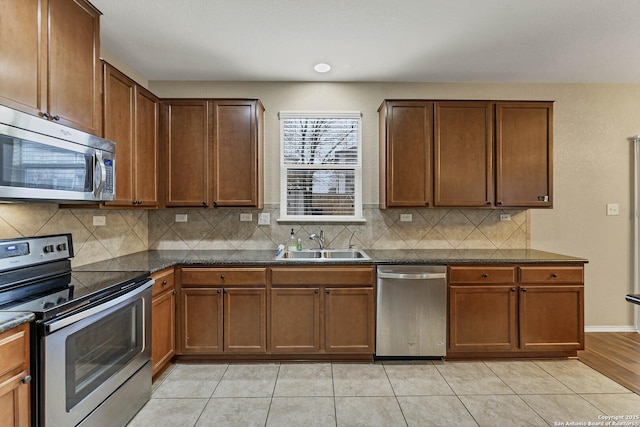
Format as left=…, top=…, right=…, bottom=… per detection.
left=578, top=332, right=640, bottom=395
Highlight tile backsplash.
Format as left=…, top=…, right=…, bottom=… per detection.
left=0, top=204, right=147, bottom=267
left=0, top=204, right=528, bottom=266
left=149, top=205, right=529, bottom=252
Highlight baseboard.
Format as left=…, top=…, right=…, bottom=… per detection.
left=585, top=326, right=640, bottom=333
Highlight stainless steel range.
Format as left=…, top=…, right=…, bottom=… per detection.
left=0, top=234, right=153, bottom=427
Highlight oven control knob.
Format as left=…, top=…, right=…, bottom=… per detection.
left=56, top=297, right=67, bottom=305
left=56, top=243, right=67, bottom=251
left=43, top=301, right=54, bottom=309
left=43, top=245, right=55, bottom=254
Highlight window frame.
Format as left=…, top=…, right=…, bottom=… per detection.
left=278, top=111, right=364, bottom=223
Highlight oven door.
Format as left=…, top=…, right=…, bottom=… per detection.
left=42, top=281, right=151, bottom=427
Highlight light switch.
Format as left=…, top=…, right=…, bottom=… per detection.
left=606, top=203, right=619, bottom=216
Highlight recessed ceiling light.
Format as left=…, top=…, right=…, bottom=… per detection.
left=314, top=63, right=331, bottom=73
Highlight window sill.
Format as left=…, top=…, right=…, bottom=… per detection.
left=277, top=217, right=367, bottom=224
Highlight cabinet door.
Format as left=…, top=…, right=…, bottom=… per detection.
left=0, top=0, right=45, bottom=116
left=134, top=86, right=159, bottom=206
left=496, top=102, right=553, bottom=207
left=448, top=285, right=517, bottom=352
left=164, top=101, right=209, bottom=207
left=0, top=324, right=30, bottom=427
left=0, top=370, right=30, bottom=427
left=211, top=100, right=263, bottom=207
left=380, top=101, right=433, bottom=207
left=181, top=288, right=223, bottom=353
left=325, top=287, right=374, bottom=353
left=224, top=288, right=267, bottom=353
left=270, top=288, right=320, bottom=353
left=434, top=101, right=493, bottom=207
left=47, top=0, right=101, bottom=135
left=152, top=289, right=175, bottom=376
left=519, top=285, right=584, bottom=351
left=103, top=63, right=135, bottom=206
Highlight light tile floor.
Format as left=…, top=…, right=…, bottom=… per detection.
left=128, top=360, right=640, bottom=427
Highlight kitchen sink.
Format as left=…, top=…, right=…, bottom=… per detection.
left=276, top=249, right=371, bottom=261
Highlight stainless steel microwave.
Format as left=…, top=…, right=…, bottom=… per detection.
left=0, top=105, right=115, bottom=203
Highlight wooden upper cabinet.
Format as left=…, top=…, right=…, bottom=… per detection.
left=379, top=100, right=433, bottom=208
left=0, top=0, right=45, bottom=116
left=103, top=62, right=159, bottom=207
left=211, top=100, right=264, bottom=208
left=134, top=86, right=159, bottom=206
left=496, top=102, right=553, bottom=208
left=103, top=64, right=135, bottom=206
left=434, top=101, right=493, bottom=207
left=162, top=99, right=264, bottom=208
left=0, top=0, right=102, bottom=135
left=163, top=100, right=209, bottom=207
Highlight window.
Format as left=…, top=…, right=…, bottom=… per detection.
left=279, top=111, right=363, bottom=221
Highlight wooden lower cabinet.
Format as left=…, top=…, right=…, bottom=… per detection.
left=270, top=288, right=320, bottom=353
left=448, top=264, right=585, bottom=358
left=151, top=268, right=176, bottom=377
left=325, top=287, right=375, bottom=353
left=270, top=266, right=375, bottom=356
left=178, top=267, right=267, bottom=355
left=0, top=323, right=30, bottom=427
left=448, top=285, right=517, bottom=352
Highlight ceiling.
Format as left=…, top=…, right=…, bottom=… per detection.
left=92, top=0, right=640, bottom=83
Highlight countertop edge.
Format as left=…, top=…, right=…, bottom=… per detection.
left=0, top=311, right=35, bottom=334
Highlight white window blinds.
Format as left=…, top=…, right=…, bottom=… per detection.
left=279, top=111, right=363, bottom=221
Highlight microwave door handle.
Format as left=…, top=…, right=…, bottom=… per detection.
left=93, top=152, right=106, bottom=198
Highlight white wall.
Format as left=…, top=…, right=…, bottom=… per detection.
left=150, top=81, right=640, bottom=330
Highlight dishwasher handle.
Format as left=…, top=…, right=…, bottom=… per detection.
left=378, top=271, right=446, bottom=280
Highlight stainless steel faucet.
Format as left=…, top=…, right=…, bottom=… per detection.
left=309, top=230, right=325, bottom=249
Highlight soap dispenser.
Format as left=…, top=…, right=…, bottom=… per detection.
left=287, top=229, right=297, bottom=251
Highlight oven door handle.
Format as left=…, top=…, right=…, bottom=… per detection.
left=46, top=279, right=153, bottom=333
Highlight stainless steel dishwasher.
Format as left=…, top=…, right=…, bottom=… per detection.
left=376, top=265, right=447, bottom=357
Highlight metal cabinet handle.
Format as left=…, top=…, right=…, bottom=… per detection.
left=510, top=287, right=516, bottom=292
left=551, top=273, right=558, bottom=278
left=172, top=290, right=176, bottom=295
left=223, top=289, right=228, bottom=294
left=22, top=375, right=32, bottom=384
left=162, top=280, right=168, bottom=286
left=202, top=201, right=208, bottom=207
left=53, top=115, right=60, bottom=121
left=220, top=274, right=225, bottom=280
left=216, top=289, right=221, bottom=294
left=325, top=290, right=330, bottom=294
left=482, top=273, right=489, bottom=278
left=314, top=289, right=319, bottom=294
left=42, top=112, right=50, bottom=119
left=521, top=288, right=528, bottom=292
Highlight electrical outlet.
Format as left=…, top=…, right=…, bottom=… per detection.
left=174, top=214, right=188, bottom=223
left=258, top=213, right=270, bottom=225
left=400, top=214, right=412, bottom=222
left=92, top=216, right=106, bottom=226
left=499, top=214, right=511, bottom=221
left=606, top=203, right=619, bottom=216
left=240, top=213, right=253, bottom=222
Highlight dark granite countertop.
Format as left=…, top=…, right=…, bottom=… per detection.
left=73, top=248, right=588, bottom=274
left=0, top=311, right=35, bottom=334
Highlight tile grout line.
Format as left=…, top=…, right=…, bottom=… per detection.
left=433, top=361, right=482, bottom=427
left=262, top=363, right=282, bottom=427
left=381, top=362, right=410, bottom=427
left=331, top=362, right=338, bottom=427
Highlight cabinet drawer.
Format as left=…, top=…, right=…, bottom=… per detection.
left=0, top=324, right=28, bottom=378
left=271, top=267, right=375, bottom=286
left=151, top=268, right=175, bottom=297
left=519, top=266, right=583, bottom=283
left=449, top=266, right=516, bottom=284
left=181, top=267, right=266, bottom=286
